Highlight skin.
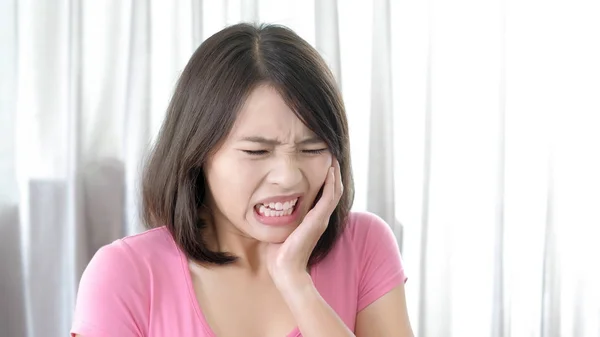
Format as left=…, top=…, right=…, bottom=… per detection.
left=78, top=84, right=413, bottom=337
left=203, top=85, right=333, bottom=260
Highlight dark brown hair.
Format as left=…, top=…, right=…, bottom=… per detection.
left=142, top=23, right=353, bottom=266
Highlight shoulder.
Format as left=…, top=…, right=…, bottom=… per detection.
left=324, top=211, right=401, bottom=266
left=336, top=211, right=405, bottom=283
left=344, top=211, right=392, bottom=231
left=119, top=226, right=177, bottom=260
left=85, top=226, right=174, bottom=272
left=341, top=211, right=398, bottom=248
left=316, top=211, right=406, bottom=318
left=78, top=226, right=173, bottom=290
left=80, top=226, right=177, bottom=287
left=72, top=227, right=178, bottom=336
left=343, top=212, right=406, bottom=310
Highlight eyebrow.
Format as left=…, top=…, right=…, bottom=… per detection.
left=239, top=136, right=324, bottom=145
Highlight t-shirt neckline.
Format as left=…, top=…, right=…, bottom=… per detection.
left=172, top=236, right=318, bottom=337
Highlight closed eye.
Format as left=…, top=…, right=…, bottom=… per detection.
left=302, top=148, right=328, bottom=155
left=241, top=148, right=328, bottom=156
left=242, top=150, right=269, bottom=156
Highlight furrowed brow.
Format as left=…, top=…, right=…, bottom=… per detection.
left=296, top=136, right=325, bottom=145
left=238, top=135, right=325, bottom=145
left=239, top=136, right=281, bottom=145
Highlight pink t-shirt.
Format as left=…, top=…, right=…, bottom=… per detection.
left=71, top=211, right=407, bottom=336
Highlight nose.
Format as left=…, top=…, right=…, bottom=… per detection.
left=267, top=156, right=303, bottom=189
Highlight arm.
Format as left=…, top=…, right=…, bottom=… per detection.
left=278, top=273, right=355, bottom=337
left=267, top=163, right=412, bottom=336
left=355, top=283, right=414, bottom=337
left=278, top=273, right=413, bottom=337
left=268, top=161, right=353, bottom=336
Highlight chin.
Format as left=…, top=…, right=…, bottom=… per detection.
left=265, top=237, right=287, bottom=244
left=250, top=225, right=296, bottom=244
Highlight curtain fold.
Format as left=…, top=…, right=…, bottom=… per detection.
left=0, top=2, right=24, bottom=333
left=314, top=0, right=342, bottom=88
left=367, top=0, right=397, bottom=236
left=1, top=1, right=599, bottom=336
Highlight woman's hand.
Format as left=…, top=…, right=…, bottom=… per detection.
left=266, top=159, right=343, bottom=290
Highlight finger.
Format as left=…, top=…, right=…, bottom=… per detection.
left=333, top=159, right=343, bottom=202
left=308, top=166, right=335, bottom=220
left=290, top=164, right=337, bottom=250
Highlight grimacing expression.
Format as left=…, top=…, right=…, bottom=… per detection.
left=204, top=85, right=333, bottom=243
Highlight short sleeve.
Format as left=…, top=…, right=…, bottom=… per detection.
left=353, top=212, right=407, bottom=312
left=71, top=240, right=149, bottom=337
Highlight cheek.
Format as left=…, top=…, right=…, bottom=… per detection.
left=308, top=154, right=333, bottom=189
left=206, top=155, right=259, bottom=213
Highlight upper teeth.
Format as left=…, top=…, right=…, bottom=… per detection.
left=263, top=198, right=298, bottom=210
left=257, top=198, right=299, bottom=217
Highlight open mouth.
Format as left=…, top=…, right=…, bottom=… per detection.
left=254, top=197, right=299, bottom=217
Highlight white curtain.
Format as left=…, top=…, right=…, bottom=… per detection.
left=1, top=0, right=599, bottom=336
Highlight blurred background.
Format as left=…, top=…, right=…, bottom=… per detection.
left=1, top=0, right=599, bottom=336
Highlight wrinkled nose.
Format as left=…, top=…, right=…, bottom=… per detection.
left=267, top=156, right=303, bottom=189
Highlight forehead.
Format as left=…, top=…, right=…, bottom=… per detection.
left=229, top=85, right=313, bottom=138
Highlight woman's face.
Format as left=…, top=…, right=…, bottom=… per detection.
left=204, top=85, right=333, bottom=244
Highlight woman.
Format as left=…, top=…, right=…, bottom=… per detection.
left=71, top=23, right=413, bottom=337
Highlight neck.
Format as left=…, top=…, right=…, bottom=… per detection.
left=204, top=209, right=271, bottom=276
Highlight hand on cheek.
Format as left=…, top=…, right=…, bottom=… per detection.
left=266, top=159, right=343, bottom=290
